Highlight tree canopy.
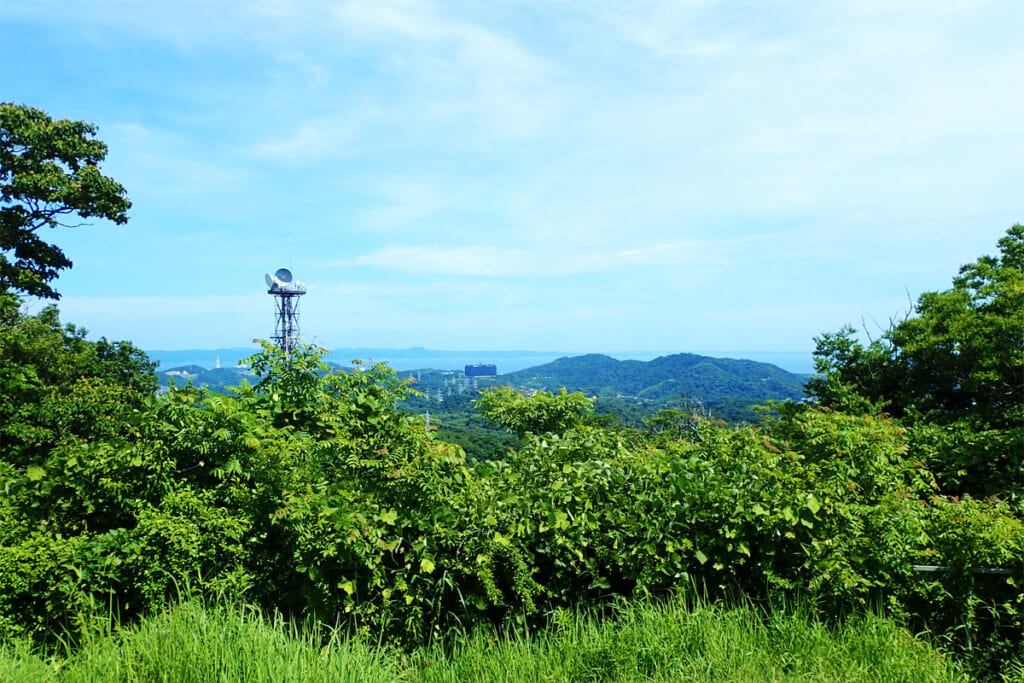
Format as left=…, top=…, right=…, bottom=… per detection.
left=0, top=103, right=131, bottom=299
left=0, top=295, right=157, bottom=472
left=476, top=386, right=594, bottom=437
left=807, top=225, right=1024, bottom=497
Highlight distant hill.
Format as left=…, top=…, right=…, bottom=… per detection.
left=156, top=365, right=257, bottom=394
left=401, top=352, right=812, bottom=423
left=496, top=353, right=810, bottom=419
left=146, top=348, right=259, bottom=371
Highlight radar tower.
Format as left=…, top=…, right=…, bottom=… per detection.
left=264, top=267, right=307, bottom=355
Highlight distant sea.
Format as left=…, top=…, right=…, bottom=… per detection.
left=145, top=347, right=816, bottom=375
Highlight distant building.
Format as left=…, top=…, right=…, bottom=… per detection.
left=465, top=363, right=497, bottom=377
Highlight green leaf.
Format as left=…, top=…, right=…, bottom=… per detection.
left=25, top=465, right=46, bottom=481
left=806, top=494, right=822, bottom=515
left=420, top=555, right=436, bottom=574
left=695, top=549, right=709, bottom=565
left=554, top=510, right=570, bottom=530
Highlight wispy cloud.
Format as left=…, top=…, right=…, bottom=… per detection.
left=339, top=245, right=553, bottom=277
left=337, top=233, right=788, bottom=277
left=247, top=106, right=380, bottom=164
left=353, top=181, right=452, bottom=232
left=330, top=0, right=566, bottom=139
left=594, top=0, right=746, bottom=60
left=104, top=123, right=251, bottom=208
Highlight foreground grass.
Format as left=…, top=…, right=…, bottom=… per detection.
left=2, top=597, right=971, bottom=682
left=1, top=602, right=399, bottom=683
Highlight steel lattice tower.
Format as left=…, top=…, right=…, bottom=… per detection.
left=265, top=268, right=306, bottom=354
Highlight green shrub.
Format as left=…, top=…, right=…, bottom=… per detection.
left=2, top=340, right=1019, bottom=673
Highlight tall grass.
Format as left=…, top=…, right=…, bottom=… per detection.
left=412, top=596, right=968, bottom=683
left=2, top=596, right=971, bottom=682
left=1, top=601, right=401, bottom=683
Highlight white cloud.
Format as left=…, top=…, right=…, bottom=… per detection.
left=329, top=0, right=566, bottom=139
left=332, top=0, right=550, bottom=79
left=353, top=181, right=453, bottom=231
left=336, top=233, right=793, bottom=277
left=588, top=0, right=727, bottom=58
left=248, top=107, right=380, bottom=164
left=340, top=245, right=551, bottom=276
left=104, top=123, right=251, bottom=207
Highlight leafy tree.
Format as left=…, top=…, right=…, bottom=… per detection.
left=807, top=225, right=1024, bottom=497
left=644, top=402, right=713, bottom=441
left=476, top=386, right=594, bottom=437
left=0, top=300, right=157, bottom=471
left=1, top=103, right=130, bottom=299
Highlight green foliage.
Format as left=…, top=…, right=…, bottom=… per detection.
left=0, top=103, right=131, bottom=300
left=397, top=353, right=803, bottom=449
left=807, top=225, right=1024, bottom=498
left=1, top=312, right=268, bottom=641
left=2, top=330, right=1019, bottom=676
left=0, top=302, right=157, bottom=471
left=433, top=420, right=521, bottom=462
left=476, top=386, right=594, bottom=437
left=915, top=496, right=1024, bottom=677
left=643, top=403, right=716, bottom=441
left=0, top=378, right=275, bottom=640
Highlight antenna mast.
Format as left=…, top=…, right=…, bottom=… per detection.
left=264, top=268, right=307, bottom=355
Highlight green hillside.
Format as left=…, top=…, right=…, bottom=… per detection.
left=398, top=353, right=812, bottom=458
left=500, top=352, right=808, bottom=405
left=156, top=365, right=257, bottom=394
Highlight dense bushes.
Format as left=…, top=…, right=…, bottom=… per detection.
left=2, top=231, right=1022, bottom=679
left=2, top=333, right=1020, bottom=668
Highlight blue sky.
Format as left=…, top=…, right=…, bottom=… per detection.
left=3, top=0, right=1022, bottom=354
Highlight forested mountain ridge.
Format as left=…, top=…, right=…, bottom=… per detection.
left=157, top=351, right=809, bottom=411
left=498, top=352, right=809, bottom=403
left=399, top=352, right=811, bottom=438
